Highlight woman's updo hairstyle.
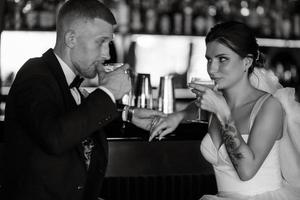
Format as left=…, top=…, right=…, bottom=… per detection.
left=205, top=21, right=265, bottom=75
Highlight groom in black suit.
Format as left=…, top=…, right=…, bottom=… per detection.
left=2, top=0, right=163, bottom=199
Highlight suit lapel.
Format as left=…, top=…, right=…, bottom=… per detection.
left=42, top=49, right=87, bottom=165
left=41, top=49, right=108, bottom=170
left=42, top=49, right=77, bottom=110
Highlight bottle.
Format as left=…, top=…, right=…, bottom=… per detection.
left=4, top=0, right=16, bottom=29
left=130, top=0, right=143, bottom=33
left=172, top=1, right=183, bottom=35
left=23, top=0, right=39, bottom=30
left=193, top=0, right=207, bottom=35
left=273, top=0, right=283, bottom=38
left=144, top=0, right=157, bottom=33
left=115, top=0, right=130, bottom=34
left=205, top=6, right=216, bottom=35
left=293, top=14, right=300, bottom=38
left=14, top=0, right=25, bottom=30
left=158, top=0, right=171, bottom=35
left=282, top=14, right=292, bottom=39
left=38, top=0, right=56, bottom=30
left=183, top=0, right=193, bottom=35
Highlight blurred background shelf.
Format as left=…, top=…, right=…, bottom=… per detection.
left=1, top=0, right=300, bottom=122
left=2, top=0, right=300, bottom=39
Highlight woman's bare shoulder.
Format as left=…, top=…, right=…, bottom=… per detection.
left=261, top=94, right=283, bottom=114
left=253, top=94, right=284, bottom=139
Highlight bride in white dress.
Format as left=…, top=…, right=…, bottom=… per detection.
left=149, top=21, right=300, bottom=200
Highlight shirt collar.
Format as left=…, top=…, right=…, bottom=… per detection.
left=54, top=53, right=76, bottom=86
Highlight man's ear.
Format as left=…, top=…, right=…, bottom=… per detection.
left=64, top=30, right=76, bottom=48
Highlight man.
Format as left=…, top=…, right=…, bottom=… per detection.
left=2, top=0, right=163, bottom=199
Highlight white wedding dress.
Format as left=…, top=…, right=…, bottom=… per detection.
left=199, top=68, right=300, bottom=200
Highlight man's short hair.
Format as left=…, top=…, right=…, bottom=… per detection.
left=56, top=0, right=117, bottom=32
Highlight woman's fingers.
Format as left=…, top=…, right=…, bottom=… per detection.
left=149, top=119, right=168, bottom=141
left=149, top=119, right=163, bottom=141
left=158, top=128, right=173, bottom=140
left=189, top=83, right=207, bottom=92
left=149, top=116, right=161, bottom=133
left=213, top=84, right=219, bottom=91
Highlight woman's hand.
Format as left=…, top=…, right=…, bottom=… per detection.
left=149, top=112, right=184, bottom=141
left=189, top=83, right=231, bottom=126
left=131, top=108, right=166, bottom=131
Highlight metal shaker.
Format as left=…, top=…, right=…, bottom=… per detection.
left=135, top=73, right=153, bottom=109
left=158, top=75, right=175, bottom=114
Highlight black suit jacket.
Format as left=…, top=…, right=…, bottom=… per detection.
left=2, top=49, right=119, bottom=200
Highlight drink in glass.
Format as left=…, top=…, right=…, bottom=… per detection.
left=188, top=77, right=215, bottom=123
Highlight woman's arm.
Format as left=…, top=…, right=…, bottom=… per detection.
left=149, top=101, right=199, bottom=141
left=220, top=97, right=283, bottom=181
left=191, top=83, right=284, bottom=181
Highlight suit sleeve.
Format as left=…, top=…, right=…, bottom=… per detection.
left=12, top=76, right=118, bottom=155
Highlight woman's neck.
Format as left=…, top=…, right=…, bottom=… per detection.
left=223, top=81, right=259, bottom=110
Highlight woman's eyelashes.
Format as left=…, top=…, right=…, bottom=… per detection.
left=206, top=58, right=212, bottom=65
left=206, top=56, right=229, bottom=66
left=218, top=56, right=229, bottom=63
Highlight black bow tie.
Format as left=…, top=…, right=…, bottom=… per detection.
left=69, top=75, right=84, bottom=88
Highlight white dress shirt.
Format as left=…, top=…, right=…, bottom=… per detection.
left=54, top=53, right=115, bottom=104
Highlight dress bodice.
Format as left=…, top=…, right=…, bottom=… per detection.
left=200, top=134, right=282, bottom=196
left=200, top=93, right=283, bottom=196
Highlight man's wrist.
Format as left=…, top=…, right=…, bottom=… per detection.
left=127, top=106, right=135, bottom=123
left=121, top=105, right=135, bottom=122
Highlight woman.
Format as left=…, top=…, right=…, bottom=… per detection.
left=149, top=21, right=300, bottom=199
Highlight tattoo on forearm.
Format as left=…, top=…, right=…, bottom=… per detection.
left=222, top=121, right=244, bottom=167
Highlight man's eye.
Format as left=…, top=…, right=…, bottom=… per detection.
left=97, top=40, right=104, bottom=46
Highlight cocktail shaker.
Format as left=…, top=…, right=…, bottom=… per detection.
left=158, top=75, right=175, bottom=114
left=135, top=73, right=153, bottom=109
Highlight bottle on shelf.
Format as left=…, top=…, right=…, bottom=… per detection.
left=144, top=0, right=157, bottom=34
left=193, top=1, right=208, bottom=35
left=2, top=0, right=300, bottom=39
left=130, top=0, right=143, bottom=33
left=114, top=0, right=130, bottom=34
left=206, top=5, right=216, bottom=34
left=183, top=0, right=193, bottom=35
left=23, top=0, right=39, bottom=30
left=157, top=0, right=171, bottom=35
left=172, top=0, right=183, bottom=35
left=259, top=0, right=272, bottom=38
left=38, top=0, right=56, bottom=30
left=13, top=0, right=25, bottom=30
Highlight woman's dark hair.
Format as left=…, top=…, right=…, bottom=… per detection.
left=205, top=21, right=265, bottom=75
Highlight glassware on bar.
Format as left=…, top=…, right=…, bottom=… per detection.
left=188, top=77, right=215, bottom=123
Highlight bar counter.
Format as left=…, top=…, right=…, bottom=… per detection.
left=0, top=119, right=217, bottom=200
left=104, top=121, right=211, bottom=175
left=100, top=120, right=217, bottom=200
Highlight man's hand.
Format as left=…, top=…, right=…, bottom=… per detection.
left=98, top=64, right=132, bottom=100
left=149, top=111, right=184, bottom=141
left=131, top=108, right=166, bottom=131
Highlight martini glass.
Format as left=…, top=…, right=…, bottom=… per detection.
left=188, top=77, right=215, bottom=123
